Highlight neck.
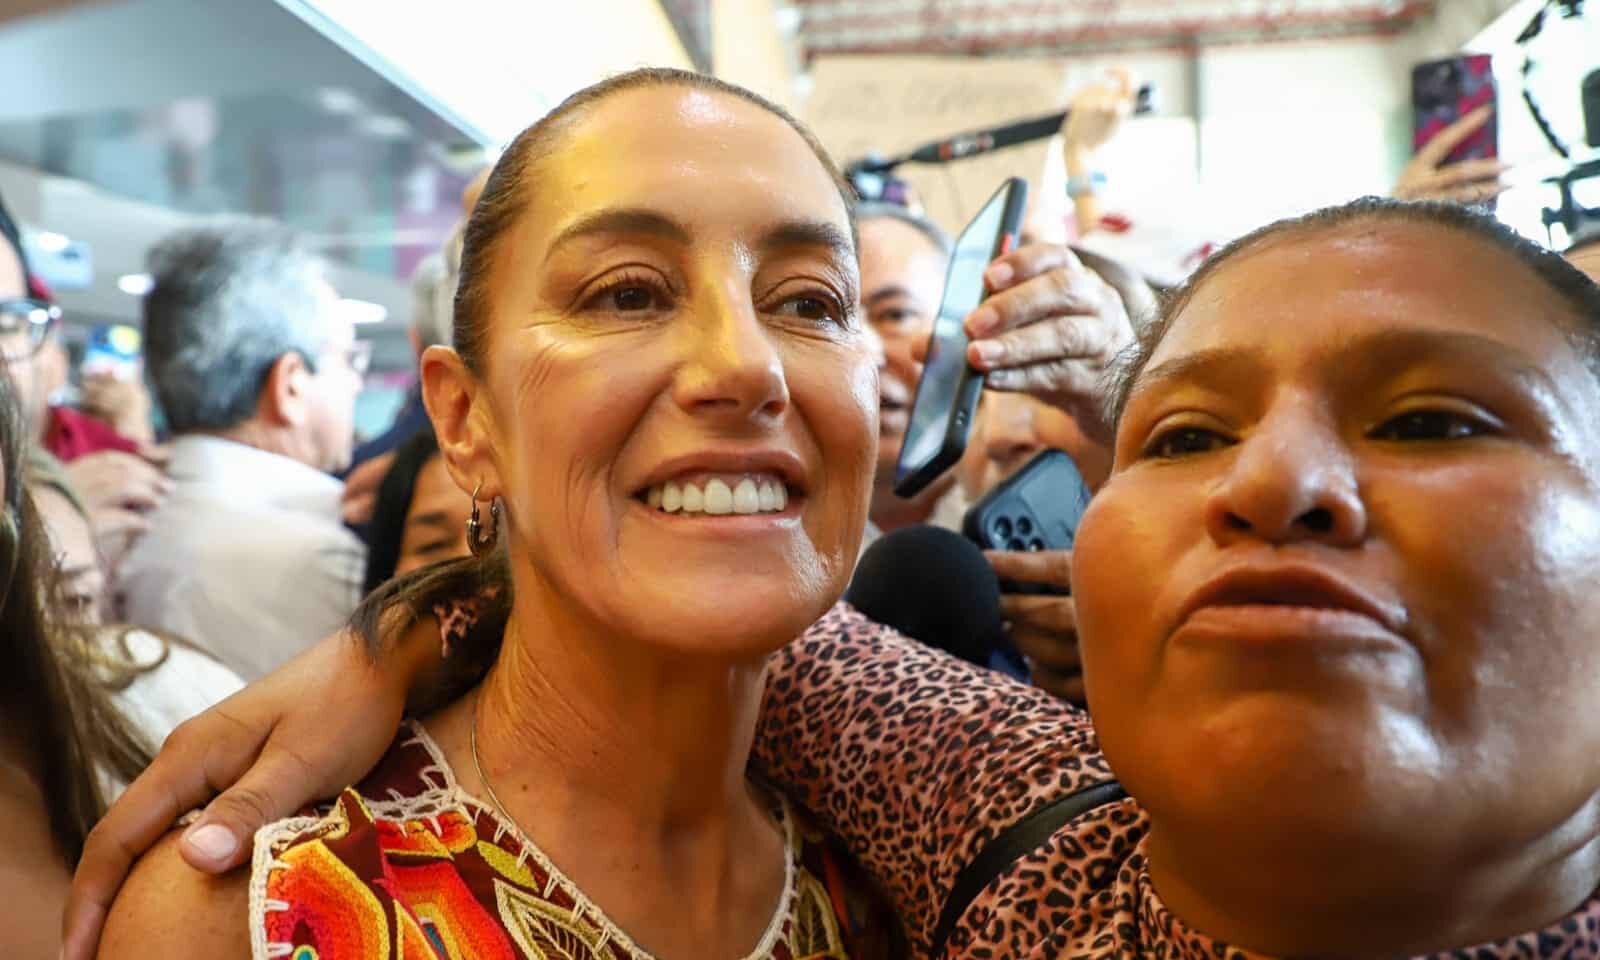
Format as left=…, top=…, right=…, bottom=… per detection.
left=429, top=576, right=786, bottom=957
left=28, top=403, right=49, bottom=448
left=1147, top=799, right=1600, bottom=955
left=475, top=606, right=768, bottom=830
left=206, top=421, right=307, bottom=465
left=869, top=472, right=951, bottom=534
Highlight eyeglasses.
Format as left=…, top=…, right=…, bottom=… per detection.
left=0, top=298, right=61, bottom=361
left=329, top=339, right=373, bottom=378
left=346, top=340, right=374, bottom=377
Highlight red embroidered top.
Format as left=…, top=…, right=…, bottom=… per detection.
left=249, top=721, right=900, bottom=960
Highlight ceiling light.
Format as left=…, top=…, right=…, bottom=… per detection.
left=340, top=298, right=388, bottom=324
left=33, top=231, right=71, bottom=253
left=357, top=114, right=412, bottom=140
left=118, top=273, right=154, bottom=296
left=315, top=87, right=365, bottom=115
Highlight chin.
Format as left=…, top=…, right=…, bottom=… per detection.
left=1107, top=688, right=1443, bottom=840
left=621, top=587, right=829, bottom=661
left=611, top=557, right=844, bottom=660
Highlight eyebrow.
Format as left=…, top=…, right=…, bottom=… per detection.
left=864, top=285, right=918, bottom=308
left=547, top=208, right=855, bottom=266
left=1131, top=346, right=1266, bottom=403
left=1131, top=327, right=1561, bottom=405
left=547, top=208, right=691, bottom=261
left=1349, top=327, right=1557, bottom=392
left=760, top=219, right=856, bottom=264
left=407, top=510, right=454, bottom=531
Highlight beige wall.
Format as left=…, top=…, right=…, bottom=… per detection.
left=713, top=0, right=799, bottom=112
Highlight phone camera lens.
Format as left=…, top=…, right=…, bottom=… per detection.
left=1016, top=516, right=1034, bottom=536
left=1028, top=538, right=1045, bottom=551
left=994, top=517, right=1013, bottom=539
left=1007, top=538, right=1026, bottom=551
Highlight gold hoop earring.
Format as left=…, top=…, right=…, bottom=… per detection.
left=466, top=480, right=501, bottom=557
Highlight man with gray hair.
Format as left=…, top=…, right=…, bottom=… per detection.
left=347, top=224, right=459, bottom=472
left=115, top=226, right=369, bottom=679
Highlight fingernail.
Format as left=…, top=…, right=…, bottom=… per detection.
left=184, top=823, right=238, bottom=863
left=967, top=307, right=998, bottom=337
left=973, top=340, right=1004, bottom=365
left=986, top=263, right=1014, bottom=288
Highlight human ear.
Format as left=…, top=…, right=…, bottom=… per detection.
left=420, top=345, right=502, bottom=501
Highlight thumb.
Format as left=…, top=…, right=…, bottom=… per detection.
left=178, top=744, right=322, bottom=872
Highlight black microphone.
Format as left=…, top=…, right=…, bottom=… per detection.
left=900, top=84, right=1155, bottom=166
left=844, top=525, right=1003, bottom=667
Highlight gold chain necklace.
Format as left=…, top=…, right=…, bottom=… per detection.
left=469, top=688, right=523, bottom=837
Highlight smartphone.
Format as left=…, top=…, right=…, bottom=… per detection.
left=962, top=449, right=1091, bottom=597
left=1412, top=54, right=1497, bottom=164
left=81, top=323, right=142, bottom=381
left=893, top=177, right=1029, bottom=498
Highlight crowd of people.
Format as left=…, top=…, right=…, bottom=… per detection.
left=0, top=51, right=1593, bottom=960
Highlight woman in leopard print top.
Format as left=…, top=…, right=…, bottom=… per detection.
left=75, top=203, right=1600, bottom=958
left=748, top=200, right=1600, bottom=957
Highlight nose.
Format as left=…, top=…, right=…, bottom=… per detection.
left=1203, top=402, right=1366, bottom=548
left=672, top=284, right=790, bottom=426
left=862, top=322, right=887, bottom=371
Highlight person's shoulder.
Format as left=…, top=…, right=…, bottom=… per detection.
left=99, top=831, right=252, bottom=959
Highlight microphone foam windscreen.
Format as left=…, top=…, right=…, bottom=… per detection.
left=845, top=525, right=1003, bottom=666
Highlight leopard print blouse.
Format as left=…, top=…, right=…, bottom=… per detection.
left=436, top=598, right=1600, bottom=958
left=748, top=604, right=1600, bottom=960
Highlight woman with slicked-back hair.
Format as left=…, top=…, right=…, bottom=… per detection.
left=98, top=68, right=902, bottom=959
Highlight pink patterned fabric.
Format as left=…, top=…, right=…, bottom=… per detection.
left=750, top=603, right=1600, bottom=960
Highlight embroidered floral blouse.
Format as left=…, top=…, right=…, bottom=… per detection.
left=249, top=721, right=899, bottom=960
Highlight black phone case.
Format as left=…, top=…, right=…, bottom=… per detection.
left=893, top=177, right=1030, bottom=499
left=963, top=449, right=1091, bottom=596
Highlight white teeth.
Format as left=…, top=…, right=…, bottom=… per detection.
left=704, top=479, right=734, bottom=515
left=680, top=482, right=704, bottom=513
left=733, top=478, right=760, bottom=514
left=644, top=475, right=791, bottom=515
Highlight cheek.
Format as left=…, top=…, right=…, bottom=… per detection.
left=1073, top=479, right=1175, bottom=702
left=789, top=339, right=878, bottom=531
left=1377, top=464, right=1600, bottom=728
left=491, top=329, right=665, bottom=557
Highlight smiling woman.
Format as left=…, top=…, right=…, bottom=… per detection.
left=69, top=190, right=1600, bottom=957
left=96, top=68, right=895, bottom=960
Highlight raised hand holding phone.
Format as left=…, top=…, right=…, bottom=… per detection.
left=893, top=177, right=1028, bottom=498
left=1398, top=55, right=1510, bottom=205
